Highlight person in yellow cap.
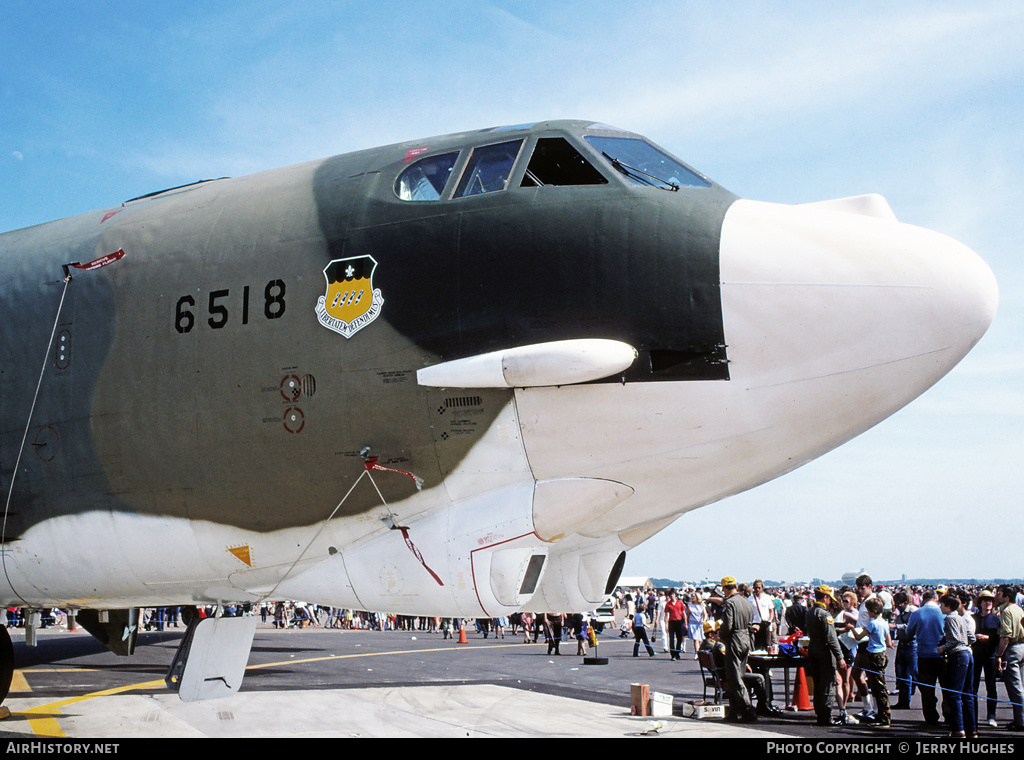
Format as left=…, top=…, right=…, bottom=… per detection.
left=807, top=584, right=848, bottom=726
left=719, top=576, right=757, bottom=722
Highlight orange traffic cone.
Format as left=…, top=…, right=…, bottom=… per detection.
left=458, top=624, right=467, bottom=644
left=792, top=667, right=812, bottom=711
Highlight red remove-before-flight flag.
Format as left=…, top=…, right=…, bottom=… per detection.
left=73, top=249, right=125, bottom=271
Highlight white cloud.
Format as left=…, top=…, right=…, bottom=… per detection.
left=620, top=5, right=1024, bottom=139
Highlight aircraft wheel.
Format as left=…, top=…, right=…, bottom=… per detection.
left=0, top=625, right=13, bottom=708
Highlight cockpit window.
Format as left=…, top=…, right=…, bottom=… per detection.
left=454, top=140, right=524, bottom=198
left=395, top=151, right=459, bottom=201
left=584, top=135, right=711, bottom=190
left=521, top=138, right=608, bottom=187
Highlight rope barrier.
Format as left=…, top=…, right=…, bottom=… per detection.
left=857, top=665, right=1023, bottom=711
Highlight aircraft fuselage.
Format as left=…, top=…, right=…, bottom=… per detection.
left=0, top=121, right=996, bottom=619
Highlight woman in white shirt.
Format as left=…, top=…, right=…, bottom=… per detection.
left=686, top=592, right=707, bottom=659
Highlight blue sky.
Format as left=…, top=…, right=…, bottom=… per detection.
left=2, top=2, right=1021, bottom=583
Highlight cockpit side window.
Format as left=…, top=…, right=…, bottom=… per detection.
left=521, top=138, right=608, bottom=187
left=454, top=140, right=524, bottom=198
left=395, top=152, right=459, bottom=201
left=584, top=135, right=711, bottom=190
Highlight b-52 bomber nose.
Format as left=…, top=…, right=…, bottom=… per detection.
left=512, top=180, right=997, bottom=542
left=711, top=194, right=997, bottom=481
left=720, top=194, right=997, bottom=388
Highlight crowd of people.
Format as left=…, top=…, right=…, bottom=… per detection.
left=256, top=604, right=589, bottom=653
left=613, top=576, right=1023, bottom=736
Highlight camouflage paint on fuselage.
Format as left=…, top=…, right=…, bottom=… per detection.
left=0, top=121, right=733, bottom=539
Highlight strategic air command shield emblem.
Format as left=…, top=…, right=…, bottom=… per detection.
left=315, top=255, right=384, bottom=338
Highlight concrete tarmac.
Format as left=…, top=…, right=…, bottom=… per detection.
left=0, top=619, right=1020, bottom=740
left=2, top=684, right=786, bottom=739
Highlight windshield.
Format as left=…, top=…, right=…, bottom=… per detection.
left=584, top=135, right=710, bottom=190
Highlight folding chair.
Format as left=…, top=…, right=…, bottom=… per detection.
left=697, top=649, right=726, bottom=704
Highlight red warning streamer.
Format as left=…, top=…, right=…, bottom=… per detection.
left=363, top=456, right=441, bottom=586
left=399, top=526, right=444, bottom=587
left=364, top=456, right=424, bottom=490
left=73, top=249, right=125, bottom=271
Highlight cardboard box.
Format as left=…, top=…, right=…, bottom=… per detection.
left=651, top=691, right=673, bottom=716
left=683, top=700, right=726, bottom=719
left=630, top=683, right=651, bottom=716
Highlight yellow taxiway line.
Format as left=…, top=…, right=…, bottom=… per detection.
left=10, top=640, right=538, bottom=737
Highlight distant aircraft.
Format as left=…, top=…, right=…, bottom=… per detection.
left=0, top=120, right=997, bottom=702
left=842, top=569, right=868, bottom=587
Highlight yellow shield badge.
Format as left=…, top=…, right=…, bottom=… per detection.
left=315, top=255, right=384, bottom=338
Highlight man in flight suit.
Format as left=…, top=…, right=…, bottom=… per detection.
left=719, top=575, right=756, bottom=722
left=806, top=584, right=847, bottom=726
